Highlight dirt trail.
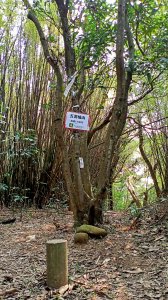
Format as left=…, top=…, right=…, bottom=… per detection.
left=0, top=210, right=168, bottom=299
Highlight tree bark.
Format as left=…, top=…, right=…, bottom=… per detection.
left=22, top=0, right=93, bottom=225
left=54, top=0, right=93, bottom=225
left=94, top=0, right=133, bottom=223
left=138, top=121, right=161, bottom=197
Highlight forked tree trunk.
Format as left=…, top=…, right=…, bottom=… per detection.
left=23, top=0, right=93, bottom=226
left=23, top=0, right=132, bottom=226
left=93, top=0, right=133, bottom=223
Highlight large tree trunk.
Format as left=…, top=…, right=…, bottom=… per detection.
left=93, top=0, right=133, bottom=223
left=54, top=0, right=93, bottom=225
left=23, top=0, right=93, bottom=226
left=23, top=0, right=133, bottom=226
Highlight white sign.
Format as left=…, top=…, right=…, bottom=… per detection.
left=79, top=157, right=84, bottom=168
left=64, top=71, right=78, bottom=97
left=65, top=111, right=90, bottom=131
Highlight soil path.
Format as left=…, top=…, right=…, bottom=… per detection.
left=0, top=209, right=168, bottom=299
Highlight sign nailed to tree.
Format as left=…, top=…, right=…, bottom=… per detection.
left=65, top=111, right=90, bottom=131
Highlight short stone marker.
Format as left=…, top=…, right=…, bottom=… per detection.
left=46, top=239, right=68, bottom=288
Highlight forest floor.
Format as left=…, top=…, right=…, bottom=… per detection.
left=0, top=206, right=168, bottom=300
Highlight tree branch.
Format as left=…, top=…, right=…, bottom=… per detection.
left=22, top=0, right=61, bottom=78
left=87, top=109, right=113, bottom=145
left=125, top=3, right=134, bottom=94
left=138, top=118, right=161, bottom=197
left=55, top=0, right=75, bottom=77
left=128, top=72, right=162, bottom=106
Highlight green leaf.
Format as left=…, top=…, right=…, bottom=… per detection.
left=96, top=104, right=104, bottom=110
left=48, top=34, right=56, bottom=43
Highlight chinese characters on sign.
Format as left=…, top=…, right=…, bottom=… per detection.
left=65, top=111, right=90, bottom=131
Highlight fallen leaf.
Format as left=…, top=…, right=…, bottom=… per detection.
left=26, top=235, right=36, bottom=242
left=102, top=258, right=111, bottom=264
left=123, top=268, right=143, bottom=274
left=0, top=288, right=18, bottom=296
left=59, top=284, right=69, bottom=295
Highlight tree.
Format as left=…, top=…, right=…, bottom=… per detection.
left=1, top=0, right=168, bottom=223
left=92, top=0, right=133, bottom=222
left=20, top=0, right=121, bottom=223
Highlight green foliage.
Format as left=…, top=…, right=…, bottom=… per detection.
left=0, top=127, right=39, bottom=205
left=0, top=183, right=8, bottom=192
left=129, top=205, right=141, bottom=217
left=127, top=0, right=168, bottom=74
left=113, top=181, right=129, bottom=210
left=77, top=0, right=116, bottom=68
left=14, top=130, right=39, bottom=159
left=10, top=187, right=30, bottom=204
left=96, top=104, right=104, bottom=110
